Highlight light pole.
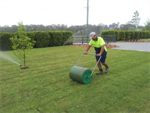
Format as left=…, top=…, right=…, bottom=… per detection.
left=86, top=0, right=89, bottom=40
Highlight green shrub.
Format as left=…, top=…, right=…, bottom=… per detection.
left=0, top=31, right=73, bottom=50
left=53, top=31, right=63, bottom=46
left=33, top=31, right=50, bottom=48
left=148, top=31, right=150, bottom=38
left=119, top=31, right=125, bottom=40
left=101, top=30, right=150, bottom=41
left=134, top=31, right=140, bottom=39
left=130, top=31, right=135, bottom=40
left=101, top=30, right=116, bottom=41
left=145, top=31, right=150, bottom=39
left=125, top=31, right=131, bottom=40
left=0, top=32, right=14, bottom=50
left=26, top=32, right=35, bottom=42
left=0, top=32, right=1, bottom=34
left=61, top=31, right=73, bottom=45
left=139, top=31, right=143, bottom=39
left=114, top=31, right=120, bottom=41
left=125, top=31, right=136, bottom=41
left=48, top=31, right=60, bottom=47
left=143, top=31, right=150, bottom=39
left=48, top=31, right=73, bottom=46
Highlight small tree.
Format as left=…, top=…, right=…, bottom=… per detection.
left=130, top=10, right=140, bottom=29
left=10, top=22, right=35, bottom=68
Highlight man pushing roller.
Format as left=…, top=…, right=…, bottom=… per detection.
left=84, top=32, right=109, bottom=75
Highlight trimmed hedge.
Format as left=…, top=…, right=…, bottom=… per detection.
left=125, top=31, right=134, bottom=40
left=33, top=31, right=50, bottom=48
left=26, top=32, right=36, bottom=42
left=119, top=31, right=125, bottom=41
left=101, top=30, right=150, bottom=41
left=0, top=31, right=73, bottom=50
left=48, top=31, right=73, bottom=47
left=61, top=31, right=73, bottom=45
left=48, top=31, right=62, bottom=47
left=101, top=30, right=120, bottom=41
left=0, top=32, right=14, bottom=50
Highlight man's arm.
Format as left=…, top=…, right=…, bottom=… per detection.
left=84, top=45, right=91, bottom=54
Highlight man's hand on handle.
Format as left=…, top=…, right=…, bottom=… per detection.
left=84, top=51, right=88, bottom=54
left=96, top=53, right=101, bottom=56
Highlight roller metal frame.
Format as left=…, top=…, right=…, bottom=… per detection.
left=76, top=53, right=101, bottom=78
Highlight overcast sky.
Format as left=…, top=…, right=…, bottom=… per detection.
left=0, top=0, right=150, bottom=27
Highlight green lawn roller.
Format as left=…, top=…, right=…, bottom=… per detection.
left=69, top=53, right=101, bottom=84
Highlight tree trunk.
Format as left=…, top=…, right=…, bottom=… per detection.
left=23, top=49, right=25, bottom=68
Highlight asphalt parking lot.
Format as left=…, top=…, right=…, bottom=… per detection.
left=111, top=42, right=150, bottom=52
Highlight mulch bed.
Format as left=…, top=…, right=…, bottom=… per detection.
left=68, top=44, right=119, bottom=49
left=68, top=41, right=150, bottom=48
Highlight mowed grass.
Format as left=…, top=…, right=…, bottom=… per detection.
left=138, top=38, right=150, bottom=42
left=0, top=46, right=150, bottom=113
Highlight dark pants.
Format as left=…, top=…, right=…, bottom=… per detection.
left=94, top=47, right=107, bottom=63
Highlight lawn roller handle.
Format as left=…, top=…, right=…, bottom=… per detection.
left=87, top=55, right=101, bottom=78
left=76, top=53, right=95, bottom=66
left=76, top=53, right=101, bottom=78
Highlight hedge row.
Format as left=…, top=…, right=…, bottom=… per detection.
left=101, top=30, right=150, bottom=41
left=0, top=32, right=14, bottom=50
left=0, top=31, right=73, bottom=50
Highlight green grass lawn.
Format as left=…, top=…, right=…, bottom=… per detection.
left=0, top=46, right=150, bottom=113
left=138, top=38, right=150, bottom=42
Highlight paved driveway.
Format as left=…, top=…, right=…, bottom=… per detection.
left=111, top=42, right=150, bottom=52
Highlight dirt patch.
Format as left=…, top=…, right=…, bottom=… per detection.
left=116, top=41, right=150, bottom=43
left=68, top=44, right=119, bottom=49
left=106, top=44, right=119, bottom=48
left=68, top=41, right=150, bottom=48
left=21, top=67, right=29, bottom=69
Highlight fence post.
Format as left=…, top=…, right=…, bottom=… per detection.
left=114, top=35, right=116, bottom=42
left=87, top=37, right=88, bottom=44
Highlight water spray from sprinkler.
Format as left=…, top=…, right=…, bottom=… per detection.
left=0, top=52, right=21, bottom=67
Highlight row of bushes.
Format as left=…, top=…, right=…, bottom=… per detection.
left=0, top=31, right=73, bottom=50
left=101, top=30, right=150, bottom=41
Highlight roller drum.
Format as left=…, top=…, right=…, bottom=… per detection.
left=69, top=66, right=92, bottom=84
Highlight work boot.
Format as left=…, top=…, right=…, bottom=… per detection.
left=105, top=66, right=109, bottom=73
left=96, top=70, right=104, bottom=75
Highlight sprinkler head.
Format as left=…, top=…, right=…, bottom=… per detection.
left=20, top=64, right=22, bottom=67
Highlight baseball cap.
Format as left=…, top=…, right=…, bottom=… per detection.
left=89, top=32, right=96, bottom=39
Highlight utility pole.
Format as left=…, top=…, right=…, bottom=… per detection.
left=86, top=0, right=89, bottom=39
